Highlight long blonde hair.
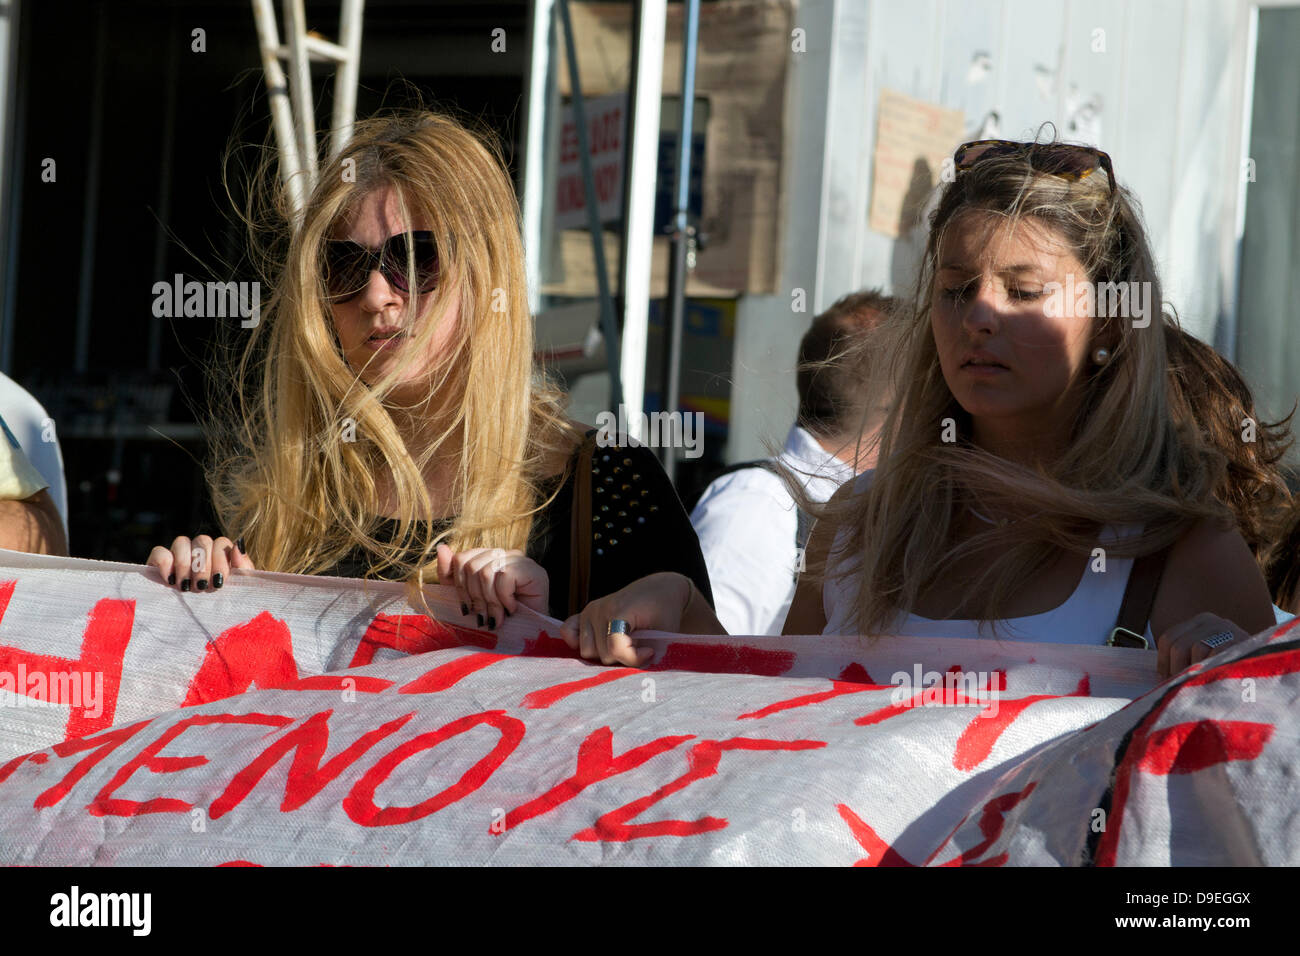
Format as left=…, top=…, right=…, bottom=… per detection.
left=821, top=148, right=1230, bottom=636
left=210, top=110, right=579, bottom=586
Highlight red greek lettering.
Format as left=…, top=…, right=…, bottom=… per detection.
left=183, top=612, right=296, bottom=706
left=348, top=614, right=494, bottom=669
left=0, top=581, right=134, bottom=740
left=343, top=710, right=525, bottom=827
left=654, top=642, right=795, bottom=677
left=33, top=721, right=153, bottom=809
left=520, top=669, right=635, bottom=710
left=210, top=709, right=416, bottom=818
left=572, top=736, right=825, bottom=842
left=498, top=726, right=693, bottom=833
left=88, top=713, right=292, bottom=817
left=398, top=652, right=511, bottom=694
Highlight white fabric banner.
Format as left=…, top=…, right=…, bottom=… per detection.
left=0, top=550, right=1295, bottom=865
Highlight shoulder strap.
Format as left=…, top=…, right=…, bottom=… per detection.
left=791, top=507, right=815, bottom=584
left=715, top=459, right=774, bottom=479
left=1108, top=545, right=1173, bottom=648
left=743, top=460, right=815, bottom=565
left=710, top=457, right=816, bottom=551
left=707, top=458, right=814, bottom=578
left=683, top=459, right=772, bottom=514
left=567, top=432, right=599, bottom=614
left=795, top=507, right=814, bottom=554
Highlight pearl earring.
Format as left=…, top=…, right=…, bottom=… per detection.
left=1092, top=347, right=1111, bottom=365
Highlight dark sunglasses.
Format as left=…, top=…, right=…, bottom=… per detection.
left=323, top=230, right=440, bottom=302
left=953, top=140, right=1117, bottom=195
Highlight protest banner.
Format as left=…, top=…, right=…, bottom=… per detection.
left=0, top=550, right=1294, bottom=865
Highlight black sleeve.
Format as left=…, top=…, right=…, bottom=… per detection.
left=528, top=439, right=714, bottom=620
left=584, top=442, right=714, bottom=611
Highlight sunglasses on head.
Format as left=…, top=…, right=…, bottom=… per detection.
left=952, top=140, right=1117, bottom=195
left=323, top=230, right=440, bottom=303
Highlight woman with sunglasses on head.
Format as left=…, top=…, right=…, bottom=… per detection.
left=146, top=110, right=712, bottom=627
left=565, top=139, right=1278, bottom=677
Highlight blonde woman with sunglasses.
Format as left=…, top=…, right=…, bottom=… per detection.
left=565, top=140, right=1276, bottom=677
left=147, top=110, right=713, bottom=628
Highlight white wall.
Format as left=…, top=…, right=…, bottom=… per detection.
left=726, top=0, right=835, bottom=461
left=843, top=0, right=1253, bottom=341
left=726, top=0, right=1264, bottom=462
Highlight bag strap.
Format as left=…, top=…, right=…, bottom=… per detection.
left=1108, top=545, right=1173, bottom=649
left=682, top=458, right=770, bottom=513
left=707, top=459, right=814, bottom=581
left=567, top=432, right=598, bottom=615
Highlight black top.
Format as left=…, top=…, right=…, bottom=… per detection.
left=320, top=434, right=714, bottom=620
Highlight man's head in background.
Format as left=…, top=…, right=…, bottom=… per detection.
left=797, top=288, right=897, bottom=471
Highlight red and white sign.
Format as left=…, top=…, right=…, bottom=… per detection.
left=554, top=93, right=626, bottom=231
left=0, top=549, right=1296, bottom=866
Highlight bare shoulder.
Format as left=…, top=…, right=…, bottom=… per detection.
left=1151, top=517, right=1275, bottom=638
left=781, top=477, right=868, bottom=636
left=815, top=470, right=872, bottom=546
left=0, top=491, right=67, bottom=557
left=827, top=474, right=867, bottom=506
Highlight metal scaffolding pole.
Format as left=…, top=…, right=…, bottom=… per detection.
left=557, top=0, right=623, bottom=411
left=282, top=0, right=318, bottom=195
left=251, top=0, right=307, bottom=219
left=250, top=0, right=364, bottom=223
left=521, top=0, right=556, bottom=316
left=660, top=0, right=700, bottom=480
left=0, top=0, right=24, bottom=375
left=329, top=0, right=364, bottom=158
left=73, top=3, right=109, bottom=375
left=619, top=0, right=666, bottom=443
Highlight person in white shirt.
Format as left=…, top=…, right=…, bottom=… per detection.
left=0, top=411, right=66, bottom=556
left=565, top=140, right=1276, bottom=682
left=689, top=290, right=894, bottom=634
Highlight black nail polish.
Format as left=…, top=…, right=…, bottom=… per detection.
left=167, top=573, right=175, bottom=585
left=236, top=537, right=245, bottom=553
left=181, top=579, right=192, bottom=592
left=477, top=613, right=484, bottom=627
left=461, top=603, right=469, bottom=616
left=213, top=573, right=223, bottom=589
left=196, top=579, right=208, bottom=591
left=487, top=616, right=496, bottom=630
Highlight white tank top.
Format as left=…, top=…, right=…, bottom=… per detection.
left=822, top=518, right=1154, bottom=646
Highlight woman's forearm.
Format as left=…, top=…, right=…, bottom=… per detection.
left=679, top=573, right=729, bottom=635
left=0, top=492, right=67, bottom=557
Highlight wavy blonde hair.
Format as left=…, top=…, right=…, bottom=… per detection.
left=209, top=109, right=580, bottom=591
left=1165, top=324, right=1293, bottom=558
left=819, top=147, right=1231, bottom=636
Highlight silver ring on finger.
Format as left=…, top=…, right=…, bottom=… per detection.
left=1200, top=631, right=1234, bottom=650
left=607, top=618, right=630, bottom=637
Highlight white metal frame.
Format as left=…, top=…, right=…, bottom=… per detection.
left=521, top=0, right=555, bottom=317
left=521, top=0, right=666, bottom=441
left=1218, top=0, right=1263, bottom=361
left=0, top=0, right=22, bottom=374
left=619, top=0, right=668, bottom=441
left=250, top=0, right=365, bottom=223
left=1221, top=0, right=1300, bottom=364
